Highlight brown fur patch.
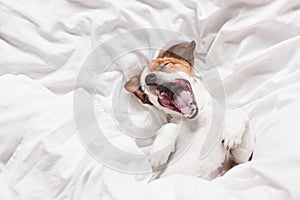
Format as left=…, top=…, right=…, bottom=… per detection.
left=149, top=57, right=194, bottom=77
left=157, top=41, right=196, bottom=66
left=124, top=75, right=153, bottom=105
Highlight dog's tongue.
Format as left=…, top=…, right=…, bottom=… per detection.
left=173, top=90, right=193, bottom=114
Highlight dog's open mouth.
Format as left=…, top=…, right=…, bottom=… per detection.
left=155, top=79, right=198, bottom=119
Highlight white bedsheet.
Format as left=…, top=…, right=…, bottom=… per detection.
left=1, top=0, right=300, bottom=199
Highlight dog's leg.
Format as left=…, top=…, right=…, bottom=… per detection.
left=149, top=123, right=179, bottom=169
left=230, top=122, right=255, bottom=163
left=222, top=109, right=254, bottom=163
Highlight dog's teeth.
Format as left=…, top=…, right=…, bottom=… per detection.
left=158, top=92, right=164, bottom=99
left=174, top=103, right=179, bottom=109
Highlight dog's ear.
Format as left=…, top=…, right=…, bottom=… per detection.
left=124, top=75, right=153, bottom=105
left=157, top=40, right=196, bottom=66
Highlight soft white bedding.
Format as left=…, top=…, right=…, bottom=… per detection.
left=1, top=0, right=300, bottom=199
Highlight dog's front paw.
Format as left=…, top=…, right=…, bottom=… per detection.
left=222, top=132, right=243, bottom=150
left=222, top=109, right=248, bottom=150
left=149, top=142, right=175, bottom=169
left=149, top=123, right=178, bottom=169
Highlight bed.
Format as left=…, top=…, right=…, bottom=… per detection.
left=1, top=0, right=300, bottom=199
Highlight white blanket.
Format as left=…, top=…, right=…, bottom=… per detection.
left=1, top=0, right=300, bottom=199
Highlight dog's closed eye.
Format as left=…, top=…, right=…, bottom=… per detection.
left=159, top=62, right=170, bottom=70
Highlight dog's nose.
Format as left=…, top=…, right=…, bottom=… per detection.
left=145, top=73, right=157, bottom=85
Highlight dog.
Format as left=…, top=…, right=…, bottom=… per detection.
left=124, top=41, right=255, bottom=180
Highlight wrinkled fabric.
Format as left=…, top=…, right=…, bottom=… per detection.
left=0, top=0, right=300, bottom=199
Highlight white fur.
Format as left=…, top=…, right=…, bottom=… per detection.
left=140, top=67, right=255, bottom=179
left=150, top=123, right=179, bottom=169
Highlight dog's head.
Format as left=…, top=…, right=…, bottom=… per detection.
left=125, top=41, right=200, bottom=120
